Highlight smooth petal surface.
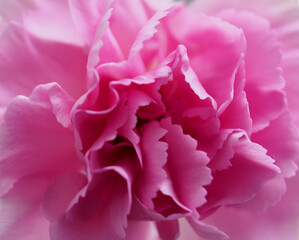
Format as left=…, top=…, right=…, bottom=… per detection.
left=70, top=0, right=148, bottom=56
left=0, top=23, right=87, bottom=122
left=203, top=173, right=299, bottom=240
left=42, top=172, right=87, bottom=222
left=69, top=0, right=113, bottom=45
left=1, top=0, right=299, bottom=239
left=0, top=83, right=82, bottom=196
left=0, top=174, right=52, bottom=240
left=125, top=221, right=159, bottom=240
left=186, top=217, right=228, bottom=240
left=0, top=0, right=83, bottom=45
left=156, top=220, right=179, bottom=240
left=218, top=9, right=286, bottom=132
left=252, top=111, right=299, bottom=178
left=192, top=0, right=299, bottom=130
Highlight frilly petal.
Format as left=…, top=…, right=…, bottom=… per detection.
left=135, top=121, right=168, bottom=209
left=201, top=132, right=280, bottom=212
left=161, top=118, right=212, bottom=214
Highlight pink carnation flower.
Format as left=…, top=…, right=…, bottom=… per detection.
left=0, top=0, right=299, bottom=239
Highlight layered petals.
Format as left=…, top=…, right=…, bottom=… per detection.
left=50, top=167, right=131, bottom=240
left=0, top=0, right=83, bottom=45
left=201, top=132, right=280, bottom=212
left=0, top=23, right=87, bottom=123
left=0, top=0, right=299, bottom=239
left=0, top=83, right=82, bottom=197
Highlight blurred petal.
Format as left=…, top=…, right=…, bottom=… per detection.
left=0, top=174, right=52, bottom=240
left=0, top=0, right=83, bottom=45
left=204, top=171, right=299, bottom=240
left=69, top=0, right=148, bottom=56
left=156, top=220, right=179, bottom=240
left=164, top=8, right=247, bottom=111
left=42, top=172, right=87, bottom=222
left=252, top=111, right=299, bottom=178
left=0, top=23, right=87, bottom=122
left=126, top=221, right=159, bottom=240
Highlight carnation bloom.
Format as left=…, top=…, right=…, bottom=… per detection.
left=0, top=0, right=299, bottom=239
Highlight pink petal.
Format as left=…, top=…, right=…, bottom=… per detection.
left=192, top=0, right=299, bottom=130
left=152, top=190, right=191, bottom=220
left=129, top=194, right=190, bottom=222
left=218, top=61, right=252, bottom=135
left=204, top=172, right=299, bottom=240
left=0, top=83, right=82, bottom=196
left=117, top=87, right=158, bottom=155
left=70, top=0, right=148, bottom=56
left=236, top=175, right=286, bottom=212
left=129, top=3, right=176, bottom=60
left=125, top=221, right=159, bottom=240
left=85, top=4, right=124, bottom=70
left=88, top=139, right=139, bottom=184
left=30, top=83, right=75, bottom=129
left=218, top=9, right=286, bottom=132
left=142, top=0, right=174, bottom=13
left=161, top=118, right=212, bottom=213
left=0, top=174, right=52, bottom=240
left=156, top=220, right=179, bottom=240
left=41, top=172, right=87, bottom=222
left=0, top=23, right=87, bottom=122
left=69, top=0, right=113, bottom=45
left=190, top=0, right=294, bottom=15
left=135, top=121, right=168, bottom=209
left=201, top=132, right=280, bottom=212
left=74, top=53, right=170, bottom=155
left=208, top=130, right=238, bottom=172
left=252, top=111, right=299, bottom=178
left=273, top=3, right=299, bottom=129
left=164, top=8, right=247, bottom=111
left=186, top=217, right=228, bottom=240
left=0, top=0, right=83, bottom=45
left=73, top=95, right=128, bottom=153
left=108, top=0, right=149, bottom=57
left=50, top=166, right=131, bottom=240
left=74, top=62, right=156, bottom=155
left=160, top=45, right=216, bottom=126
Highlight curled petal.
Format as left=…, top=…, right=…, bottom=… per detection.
left=0, top=83, right=81, bottom=196
left=161, top=118, right=212, bottom=213
left=51, top=166, right=131, bottom=240
left=135, top=121, right=168, bottom=209
left=201, top=132, right=280, bottom=212
left=41, top=172, right=87, bottom=222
